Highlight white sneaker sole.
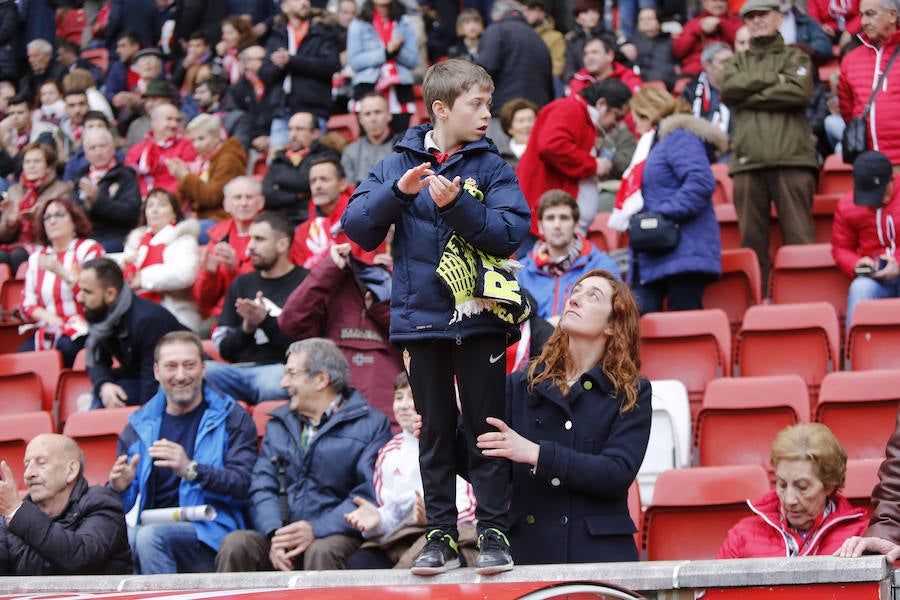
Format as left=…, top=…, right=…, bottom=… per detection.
left=474, top=562, right=514, bottom=576
left=410, top=558, right=461, bottom=576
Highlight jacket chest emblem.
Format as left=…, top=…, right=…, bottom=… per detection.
left=463, top=177, right=483, bottom=201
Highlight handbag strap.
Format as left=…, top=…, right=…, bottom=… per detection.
left=863, top=43, right=900, bottom=118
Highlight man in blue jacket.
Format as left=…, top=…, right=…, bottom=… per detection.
left=518, top=190, right=620, bottom=324
left=216, top=337, right=391, bottom=572
left=108, top=331, right=258, bottom=574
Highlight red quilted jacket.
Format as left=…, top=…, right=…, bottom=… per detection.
left=831, top=182, right=900, bottom=277
left=839, top=31, right=900, bottom=164
left=717, top=489, right=868, bottom=559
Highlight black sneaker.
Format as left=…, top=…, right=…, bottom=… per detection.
left=475, top=528, right=514, bottom=575
left=411, top=529, right=460, bottom=576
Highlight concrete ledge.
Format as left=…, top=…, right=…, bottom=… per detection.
left=0, top=556, right=889, bottom=594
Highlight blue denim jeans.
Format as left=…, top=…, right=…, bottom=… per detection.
left=131, top=521, right=217, bottom=574
left=846, top=275, right=900, bottom=332
left=203, top=361, right=289, bottom=405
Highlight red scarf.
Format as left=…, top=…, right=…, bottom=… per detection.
left=246, top=72, right=265, bottom=101
left=123, top=226, right=170, bottom=302
left=285, top=147, right=309, bottom=166
left=373, top=11, right=401, bottom=93
left=224, top=48, right=241, bottom=84
left=17, top=172, right=49, bottom=243
left=89, top=159, right=117, bottom=185
left=137, top=131, right=180, bottom=177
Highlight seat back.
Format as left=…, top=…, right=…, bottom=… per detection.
left=815, top=370, right=900, bottom=459
left=716, top=204, right=741, bottom=250
left=642, top=464, right=770, bottom=561
left=768, top=244, right=851, bottom=326
left=55, top=370, right=96, bottom=431
left=202, top=338, right=225, bottom=363
left=846, top=298, right=900, bottom=371
left=0, top=411, right=54, bottom=489
left=818, top=153, right=853, bottom=195
left=695, top=375, right=809, bottom=470
left=253, top=400, right=289, bottom=441
left=0, top=278, right=25, bottom=320
left=0, top=372, right=43, bottom=415
left=638, top=380, right=691, bottom=506
left=81, top=47, right=109, bottom=74
left=0, top=350, right=63, bottom=413
left=63, top=406, right=138, bottom=486
left=735, top=302, right=841, bottom=397
left=711, top=162, right=733, bottom=206
left=702, top=248, right=763, bottom=332
left=812, top=194, right=840, bottom=245
left=587, top=211, right=626, bottom=252
left=640, top=309, right=731, bottom=417
left=843, top=457, right=882, bottom=514
left=0, top=322, right=30, bottom=354
left=325, top=113, right=360, bottom=144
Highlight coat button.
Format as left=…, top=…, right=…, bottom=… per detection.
left=550, top=477, right=561, bottom=487
left=525, top=514, right=535, bottom=524
left=564, top=420, right=573, bottom=430
left=560, top=516, right=568, bottom=525
left=583, top=381, right=592, bottom=390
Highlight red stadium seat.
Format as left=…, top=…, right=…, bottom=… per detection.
left=0, top=411, right=54, bottom=489
left=63, top=406, right=138, bottom=486
left=818, top=153, right=853, bottom=196
left=702, top=247, right=763, bottom=333
left=735, top=302, right=841, bottom=402
left=326, top=113, right=360, bottom=144
left=640, top=309, right=731, bottom=419
left=56, top=8, right=86, bottom=44
left=0, top=278, right=25, bottom=321
left=0, top=349, right=63, bottom=413
left=641, top=464, right=771, bottom=561
left=843, top=457, right=882, bottom=513
left=55, top=370, right=95, bottom=431
left=695, top=375, right=809, bottom=472
left=587, top=212, right=627, bottom=252
left=812, top=194, right=840, bottom=245
left=252, top=399, right=288, bottom=441
left=81, top=47, right=109, bottom=75
left=768, top=244, right=851, bottom=328
left=815, top=370, right=900, bottom=460
left=711, top=162, right=733, bottom=206
left=202, top=338, right=225, bottom=363
left=0, top=372, right=43, bottom=415
left=628, top=479, right=643, bottom=553
left=846, top=298, right=900, bottom=371
left=716, top=203, right=741, bottom=250
left=0, top=322, right=30, bottom=354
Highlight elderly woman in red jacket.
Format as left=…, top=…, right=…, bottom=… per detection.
left=718, top=423, right=868, bottom=558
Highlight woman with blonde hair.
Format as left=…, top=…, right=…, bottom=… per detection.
left=618, top=86, right=727, bottom=314
left=719, top=423, right=868, bottom=558
left=477, top=269, right=652, bottom=564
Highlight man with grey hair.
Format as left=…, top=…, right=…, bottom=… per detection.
left=21, top=39, right=65, bottom=102
left=124, top=102, right=197, bottom=196
left=680, top=42, right=734, bottom=139
left=838, top=0, right=900, bottom=166
left=192, top=175, right=265, bottom=326
left=478, top=0, right=554, bottom=147
left=216, top=337, right=392, bottom=572
left=0, top=433, right=132, bottom=574
left=73, top=126, right=142, bottom=252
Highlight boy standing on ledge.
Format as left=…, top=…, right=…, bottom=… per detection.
left=341, top=59, right=530, bottom=576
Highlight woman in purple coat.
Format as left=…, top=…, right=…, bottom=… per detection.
left=628, top=87, right=728, bottom=314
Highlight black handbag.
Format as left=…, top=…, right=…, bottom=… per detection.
left=843, top=44, right=900, bottom=164
left=628, top=211, right=680, bottom=253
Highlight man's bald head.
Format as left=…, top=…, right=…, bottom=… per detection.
left=24, top=434, right=84, bottom=516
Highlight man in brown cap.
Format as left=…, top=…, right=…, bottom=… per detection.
left=720, top=0, right=818, bottom=285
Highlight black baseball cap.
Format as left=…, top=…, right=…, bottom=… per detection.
left=853, top=150, right=894, bottom=208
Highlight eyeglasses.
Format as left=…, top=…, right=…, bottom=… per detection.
left=42, top=211, right=68, bottom=222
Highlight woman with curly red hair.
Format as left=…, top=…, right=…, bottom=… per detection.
left=477, top=268, right=652, bottom=564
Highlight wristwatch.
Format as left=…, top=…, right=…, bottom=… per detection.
left=183, top=460, right=199, bottom=482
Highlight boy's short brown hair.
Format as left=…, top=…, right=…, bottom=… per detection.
left=422, top=59, right=494, bottom=121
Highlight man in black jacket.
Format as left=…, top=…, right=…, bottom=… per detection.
left=76, top=257, right=188, bottom=410
left=261, top=0, right=341, bottom=149
left=0, top=433, right=132, bottom=575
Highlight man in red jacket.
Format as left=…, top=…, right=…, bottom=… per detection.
left=674, top=0, right=744, bottom=75
left=192, top=176, right=263, bottom=328
left=830, top=150, right=900, bottom=330
left=516, top=79, right=632, bottom=255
